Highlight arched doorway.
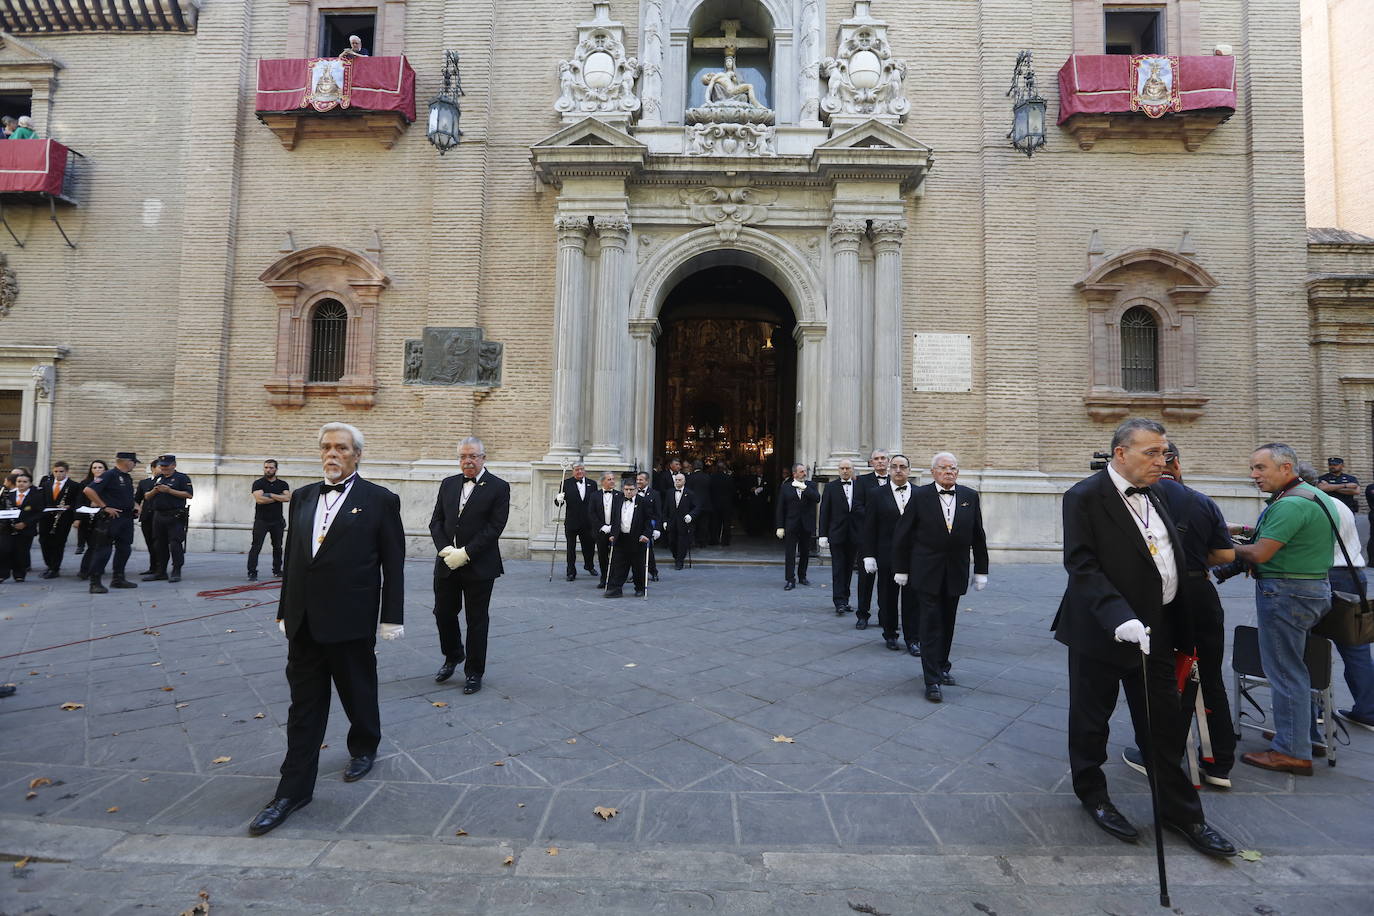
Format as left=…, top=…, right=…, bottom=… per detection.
left=653, top=265, right=797, bottom=540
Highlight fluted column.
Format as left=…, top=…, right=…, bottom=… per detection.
left=588, top=215, right=631, bottom=465
left=827, top=218, right=865, bottom=463
left=871, top=218, right=907, bottom=453
left=546, top=214, right=590, bottom=460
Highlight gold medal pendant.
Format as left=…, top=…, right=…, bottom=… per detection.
left=317, top=534, right=326, bottom=544
left=1149, top=543, right=1158, bottom=556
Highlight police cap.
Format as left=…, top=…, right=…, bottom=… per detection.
left=115, top=452, right=139, bottom=462
left=157, top=455, right=177, bottom=465
left=1328, top=457, right=1345, bottom=466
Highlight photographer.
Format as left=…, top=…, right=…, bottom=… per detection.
left=1232, top=444, right=1336, bottom=776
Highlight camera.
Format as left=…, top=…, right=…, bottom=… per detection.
left=1089, top=451, right=1111, bottom=471
left=1210, top=559, right=1250, bottom=583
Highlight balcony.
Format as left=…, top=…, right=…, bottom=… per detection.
left=255, top=56, right=416, bottom=150
left=1057, top=54, right=1236, bottom=151
left=0, top=139, right=84, bottom=247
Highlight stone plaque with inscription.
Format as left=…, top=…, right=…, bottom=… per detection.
left=403, top=327, right=503, bottom=387
left=912, top=333, right=972, bottom=392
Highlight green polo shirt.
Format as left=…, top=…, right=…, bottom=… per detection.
left=1255, top=481, right=1337, bottom=579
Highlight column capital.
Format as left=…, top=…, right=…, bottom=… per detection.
left=595, top=214, right=632, bottom=243
left=870, top=218, right=907, bottom=248
left=554, top=214, right=592, bottom=241
left=628, top=317, right=662, bottom=344
left=829, top=217, right=867, bottom=244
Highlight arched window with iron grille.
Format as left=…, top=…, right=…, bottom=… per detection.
left=309, top=299, right=348, bottom=382
left=1119, top=305, right=1159, bottom=392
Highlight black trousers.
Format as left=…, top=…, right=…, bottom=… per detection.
left=856, top=567, right=876, bottom=618
left=607, top=537, right=647, bottom=593
left=875, top=562, right=916, bottom=642
left=139, top=512, right=157, bottom=569
left=828, top=538, right=857, bottom=608
left=1067, top=646, right=1204, bottom=825
left=1, top=530, right=35, bottom=579
left=564, top=523, right=595, bottom=575
left=668, top=522, right=692, bottom=565
left=248, top=518, right=285, bottom=575
left=916, top=588, right=960, bottom=684
left=39, top=514, right=73, bottom=571
left=695, top=509, right=714, bottom=546
left=715, top=506, right=734, bottom=545
left=75, top=520, right=89, bottom=553
left=783, top=528, right=811, bottom=583
left=594, top=531, right=613, bottom=584
left=151, top=511, right=186, bottom=574
left=276, top=617, right=380, bottom=800
left=433, top=573, right=494, bottom=677
left=88, top=515, right=133, bottom=579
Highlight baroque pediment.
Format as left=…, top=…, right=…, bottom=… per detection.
left=0, top=31, right=62, bottom=70
left=814, top=118, right=928, bottom=152
left=530, top=117, right=648, bottom=186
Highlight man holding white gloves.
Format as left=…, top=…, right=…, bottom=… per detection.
left=429, top=436, right=510, bottom=696
left=818, top=459, right=861, bottom=615
left=253, top=422, right=405, bottom=837
left=1052, top=418, right=1235, bottom=859
left=775, top=463, right=820, bottom=590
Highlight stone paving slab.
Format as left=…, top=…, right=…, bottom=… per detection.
left=3, top=551, right=1374, bottom=913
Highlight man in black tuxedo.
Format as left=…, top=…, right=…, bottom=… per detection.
left=852, top=449, right=891, bottom=630
left=587, top=471, right=620, bottom=588
left=862, top=454, right=915, bottom=651
left=709, top=461, right=736, bottom=546
left=740, top=463, right=771, bottom=536
left=775, top=463, right=820, bottom=590
left=554, top=461, right=597, bottom=581
left=818, top=458, right=860, bottom=615
left=430, top=436, right=511, bottom=696
left=605, top=476, right=653, bottom=598
left=893, top=452, right=989, bottom=702
left=251, top=422, right=405, bottom=837
left=38, top=460, right=80, bottom=578
left=684, top=461, right=713, bottom=546
left=654, top=457, right=681, bottom=508
left=663, top=471, right=697, bottom=569
left=1053, top=417, right=1235, bottom=858
left=636, top=471, right=662, bottom=581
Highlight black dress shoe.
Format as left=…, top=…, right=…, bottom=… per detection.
left=649, top=573, right=658, bottom=582
left=76, top=571, right=89, bottom=581
left=940, top=673, right=955, bottom=686
left=596, top=580, right=607, bottom=589
left=74, top=546, right=85, bottom=555
left=885, top=637, right=900, bottom=650
left=248, top=796, right=311, bottom=836
left=834, top=605, right=847, bottom=616
left=136, top=568, right=152, bottom=576
left=925, top=684, right=943, bottom=702
left=111, top=578, right=138, bottom=589
left=463, top=676, right=482, bottom=695
left=855, top=617, right=869, bottom=630
left=674, top=562, right=684, bottom=570
left=584, top=566, right=597, bottom=576
left=247, top=572, right=258, bottom=581
left=907, top=643, right=921, bottom=657
left=605, top=589, right=622, bottom=598
left=1166, top=820, right=1237, bottom=858
left=41, top=569, right=58, bottom=579
left=783, top=581, right=795, bottom=591
left=343, top=754, right=374, bottom=782
left=1084, top=801, right=1138, bottom=842
left=142, top=572, right=167, bottom=582
left=167, top=571, right=181, bottom=583
left=798, top=577, right=810, bottom=586
left=0, top=684, right=16, bottom=698
left=89, top=580, right=108, bottom=594
left=435, top=661, right=459, bottom=683
left=566, top=573, right=576, bottom=582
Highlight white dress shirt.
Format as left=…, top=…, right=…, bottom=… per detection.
left=458, top=469, right=485, bottom=514
left=1331, top=499, right=1366, bottom=568
left=1106, top=464, right=1178, bottom=604
left=311, top=474, right=357, bottom=557
left=890, top=480, right=909, bottom=514
left=619, top=497, right=636, bottom=533
left=601, top=489, right=615, bottom=524
left=937, top=487, right=957, bottom=531
left=842, top=479, right=853, bottom=509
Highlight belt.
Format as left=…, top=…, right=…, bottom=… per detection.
left=1184, top=570, right=1208, bottom=579
left=1254, top=573, right=1328, bottom=580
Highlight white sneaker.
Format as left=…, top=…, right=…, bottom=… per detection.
left=1201, top=768, right=1232, bottom=789
left=1337, top=708, right=1374, bottom=734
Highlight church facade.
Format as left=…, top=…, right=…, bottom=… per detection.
left=0, top=0, right=1368, bottom=560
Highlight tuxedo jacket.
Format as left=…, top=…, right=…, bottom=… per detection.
left=684, top=471, right=713, bottom=512
left=774, top=479, right=820, bottom=534
left=818, top=477, right=861, bottom=545
left=278, top=477, right=405, bottom=643
left=653, top=469, right=676, bottom=504
left=862, top=484, right=908, bottom=566
left=559, top=476, right=597, bottom=533
left=708, top=472, right=736, bottom=511
left=586, top=487, right=621, bottom=533
left=1, top=488, right=46, bottom=535
left=1052, top=470, right=1187, bottom=666
left=663, top=487, right=697, bottom=531
left=429, top=471, right=510, bottom=582
left=892, top=483, right=989, bottom=596
left=607, top=493, right=653, bottom=544
left=636, top=488, right=661, bottom=528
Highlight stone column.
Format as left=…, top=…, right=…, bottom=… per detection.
left=796, top=323, right=829, bottom=470
left=871, top=218, right=907, bottom=453
left=639, top=0, right=667, bottom=125
left=827, top=219, right=865, bottom=463
left=546, top=214, right=590, bottom=461
left=588, top=215, right=631, bottom=465
left=628, top=318, right=661, bottom=468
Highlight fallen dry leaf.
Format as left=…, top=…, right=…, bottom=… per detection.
left=566, top=738, right=577, bottom=744
left=59, top=702, right=84, bottom=711
left=13, top=857, right=30, bottom=870
left=211, top=756, right=232, bottom=765
left=28, top=670, right=38, bottom=676
left=253, top=713, right=265, bottom=719
left=432, top=701, right=449, bottom=708
left=140, top=777, right=150, bottom=783
left=516, top=803, right=525, bottom=808
left=320, top=744, right=328, bottom=749
left=502, top=855, right=515, bottom=866
left=106, top=806, right=119, bottom=813
left=175, top=703, right=190, bottom=710
left=454, top=828, right=468, bottom=836
left=593, top=806, right=618, bottom=820
left=491, top=761, right=505, bottom=767
left=225, top=629, right=236, bottom=633
left=160, top=687, right=175, bottom=692
left=150, top=662, right=161, bottom=667
left=772, top=735, right=795, bottom=744
left=25, top=792, right=36, bottom=800
left=546, top=847, right=558, bottom=856
left=1238, top=849, right=1263, bottom=862
left=28, top=778, right=52, bottom=790
left=143, top=629, right=160, bottom=636
left=624, top=663, right=637, bottom=668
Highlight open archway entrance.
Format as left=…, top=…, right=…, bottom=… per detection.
left=654, top=264, right=797, bottom=542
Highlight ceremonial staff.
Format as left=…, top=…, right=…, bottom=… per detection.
left=547, top=459, right=571, bottom=582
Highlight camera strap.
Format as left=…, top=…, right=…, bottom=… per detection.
left=1281, top=487, right=1368, bottom=605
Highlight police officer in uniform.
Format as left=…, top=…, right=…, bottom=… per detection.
left=82, top=452, right=141, bottom=594
left=143, top=455, right=193, bottom=583
left=134, top=469, right=160, bottom=575
left=1317, top=457, right=1361, bottom=515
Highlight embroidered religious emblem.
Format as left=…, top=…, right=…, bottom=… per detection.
left=1130, top=55, right=1181, bottom=119
left=304, top=57, right=352, bottom=112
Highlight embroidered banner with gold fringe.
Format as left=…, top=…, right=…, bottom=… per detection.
left=1130, top=55, right=1181, bottom=118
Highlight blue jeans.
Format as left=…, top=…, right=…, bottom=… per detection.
left=1255, top=577, right=1330, bottom=760
left=1328, top=567, right=1374, bottom=720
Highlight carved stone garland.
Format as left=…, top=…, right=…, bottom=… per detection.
left=554, top=2, right=641, bottom=126
left=821, top=1, right=910, bottom=129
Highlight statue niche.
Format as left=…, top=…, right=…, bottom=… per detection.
left=553, top=2, right=641, bottom=127
left=685, top=18, right=776, bottom=157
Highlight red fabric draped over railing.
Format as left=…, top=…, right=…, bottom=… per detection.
left=1057, top=54, right=1236, bottom=124
left=255, top=56, right=416, bottom=121
left=0, top=139, right=68, bottom=196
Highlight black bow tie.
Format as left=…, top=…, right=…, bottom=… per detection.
left=938, top=489, right=956, bottom=496
left=894, top=485, right=907, bottom=492
left=1125, top=486, right=1151, bottom=497
left=321, top=482, right=347, bottom=494
left=843, top=481, right=851, bottom=486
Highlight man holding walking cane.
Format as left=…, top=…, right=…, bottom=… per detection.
left=554, top=461, right=597, bottom=582
left=1053, top=418, right=1235, bottom=861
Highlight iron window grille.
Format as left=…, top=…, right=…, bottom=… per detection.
left=309, top=299, right=349, bottom=383
left=1120, top=305, right=1159, bottom=392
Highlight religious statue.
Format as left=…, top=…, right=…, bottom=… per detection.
left=701, top=56, right=761, bottom=107
left=684, top=18, right=776, bottom=156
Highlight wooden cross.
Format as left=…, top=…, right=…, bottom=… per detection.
left=692, top=19, right=768, bottom=62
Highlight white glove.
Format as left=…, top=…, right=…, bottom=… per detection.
left=444, top=547, right=470, bottom=570
left=893, top=573, right=909, bottom=587
left=652, top=529, right=661, bottom=540
left=775, top=528, right=785, bottom=539
left=973, top=574, right=988, bottom=591
left=792, top=480, right=806, bottom=490
left=439, top=545, right=456, bottom=561
left=863, top=557, right=878, bottom=574
left=277, top=619, right=286, bottom=637
left=378, top=623, right=404, bottom=641
left=600, top=524, right=612, bottom=534
left=683, top=515, right=692, bottom=524
left=1113, top=619, right=1152, bottom=656
left=553, top=493, right=565, bottom=507
left=818, top=537, right=829, bottom=549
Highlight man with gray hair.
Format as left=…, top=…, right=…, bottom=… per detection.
left=852, top=449, right=892, bottom=630
left=429, top=436, right=510, bottom=696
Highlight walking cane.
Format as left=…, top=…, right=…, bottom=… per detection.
left=548, top=461, right=572, bottom=582
left=604, top=538, right=616, bottom=597
left=642, top=535, right=651, bottom=599
left=1138, top=645, right=1171, bottom=909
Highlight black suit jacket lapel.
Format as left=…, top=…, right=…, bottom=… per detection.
left=1100, top=472, right=1154, bottom=565
left=313, top=480, right=363, bottom=563
left=1146, top=488, right=1188, bottom=584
